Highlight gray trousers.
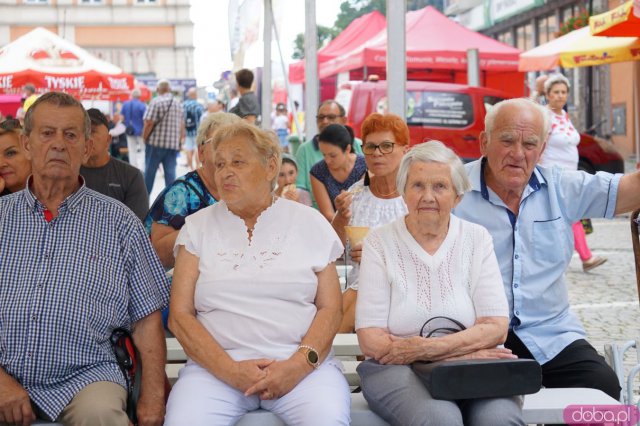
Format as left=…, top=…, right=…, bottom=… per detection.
left=357, top=360, right=524, bottom=426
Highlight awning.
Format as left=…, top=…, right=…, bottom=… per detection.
left=0, top=27, right=134, bottom=100
left=519, top=26, right=640, bottom=70
left=319, top=6, right=521, bottom=79
left=288, top=11, right=386, bottom=84
left=590, top=1, right=640, bottom=37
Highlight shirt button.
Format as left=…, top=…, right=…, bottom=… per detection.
left=515, top=310, right=520, bottom=315
left=514, top=254, right=519, bottom=259
left=31, top=315, right=37, bottom=321
left=26, top=352, right=32, bottom=358
left=514, top=283, right=519, bottom=288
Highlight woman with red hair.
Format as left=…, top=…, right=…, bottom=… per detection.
left=332, top=113, right=410, bottom=332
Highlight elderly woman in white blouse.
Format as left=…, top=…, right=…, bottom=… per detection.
left=165, top=122, right=350, bottom=425
left=355, top=141, right=524, bottom=426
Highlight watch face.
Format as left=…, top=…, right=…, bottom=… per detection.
left=308, top=350, right=319, bottom=364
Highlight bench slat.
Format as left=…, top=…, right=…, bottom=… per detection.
left=167, top=333, right=362, bottom=362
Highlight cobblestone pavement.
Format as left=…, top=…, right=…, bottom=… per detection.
left=567, top=216, right=638, bottom=351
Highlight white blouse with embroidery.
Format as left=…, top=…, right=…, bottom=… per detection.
left=355, top=214, right=508, bottom=336
left=175, top=197, right=343, bottom=361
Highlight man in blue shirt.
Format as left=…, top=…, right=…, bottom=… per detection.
left=455, top=98, right=640, bottom=399
left=121, top=88, right=147, bottom=171
left=0, top=92, right=169, bottom=425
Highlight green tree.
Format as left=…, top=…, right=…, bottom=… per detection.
left=292, top=25, right=337, bottom=60
left=291, top=0, right=445, bottom=60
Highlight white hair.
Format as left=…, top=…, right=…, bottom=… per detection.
left=196, top=112, right=241, bottom=146
left=484, top=98, right=550, bottom=142
left=396, top=141, right=471, bottom=197
left=544, top=73, right=571, bottom=94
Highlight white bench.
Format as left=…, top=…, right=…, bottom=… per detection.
left=166, top=335, right=622, bottom=425
left=36, top=334, right=622, bottom=425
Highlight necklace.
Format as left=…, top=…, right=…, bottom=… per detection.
left=371, top=180, right=398, bottom=198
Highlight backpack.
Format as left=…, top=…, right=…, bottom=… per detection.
left=185, top=104, right=198, bottom=132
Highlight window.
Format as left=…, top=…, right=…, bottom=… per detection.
left=516, top=24, right=533, bottom=51
left=537, top=14, right=559, bottom=45
left=484, top=96, right=506, bottom=115
left=406, top=91, right=474, bottom=128
left=497, top=31, right=514, bottom=47
left=25, top=0, right=49, bottom=3
left=81, top=0, right=103, bottom=3
left=136, top=0, right=158, bottom=3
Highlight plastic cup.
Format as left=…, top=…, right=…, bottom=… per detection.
left=345, top=226, right=370, bottom=246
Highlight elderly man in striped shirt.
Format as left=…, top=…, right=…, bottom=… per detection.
left=0, top=92, right=170, bottom=426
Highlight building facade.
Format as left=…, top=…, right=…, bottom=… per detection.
left=446, top=0, right=638, bottom=158
left=0, top=0, right=194, bottom=80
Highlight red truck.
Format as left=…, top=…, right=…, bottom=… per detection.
left=345, top=81, right=624, bottom=174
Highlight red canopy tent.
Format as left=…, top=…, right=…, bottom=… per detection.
left=318, top=6, right=525, bottom=97
left=0, top=27, right=134, bottom=101
left=288, top=11, right=387, bottom=84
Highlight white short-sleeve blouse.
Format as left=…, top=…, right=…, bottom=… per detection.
left=175, top=197, right=343, bottom=361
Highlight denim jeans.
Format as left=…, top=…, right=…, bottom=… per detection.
left=144, top=145, right=178, bottom=194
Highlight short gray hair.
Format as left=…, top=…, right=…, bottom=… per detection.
left=23, top=91, right=90, bottom=140
left=484, top=98, right=550, bottom=142
left=197, top=112, right=241, bottom=146
left=544, top=73, right=570, bottom=94
left=156, top=79, right=171, bottom=92
left=211, top=121, right=282, bottom=191
left=396, top=141, right=471, bottom=197
left=131, top=89, right=141, bottom=98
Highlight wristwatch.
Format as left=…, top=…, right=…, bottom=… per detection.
left=297, top=344, right=320, bottom=369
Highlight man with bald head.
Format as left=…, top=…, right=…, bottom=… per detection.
left=0, top=92, right=169, bottom=425
left=454, top=98, right=640, bottom=399
left=530, top=74, right=548, bottom=105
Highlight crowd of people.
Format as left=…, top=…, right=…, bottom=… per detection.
left=1, top=71, right=640, bottom=426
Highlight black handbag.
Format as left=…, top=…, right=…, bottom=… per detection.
left=411, top=316, right=542, bottom=400
left=412, top=358, right=541, bottom=400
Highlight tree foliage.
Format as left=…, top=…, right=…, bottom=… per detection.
left=292, top=0, right=445, bottom=60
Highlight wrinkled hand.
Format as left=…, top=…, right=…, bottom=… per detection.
left=334, top=191, right=353, bottom=221
left=0, top=375, right=35, bottom=426
left=136, top=391, right=165, bottom=426
left=349, top=242, right=363, bottom=264
left=443, top=348, right=517, bottom=361
left=244, top=357, right=309, bottom=400
left=378, top=335, right=428, bottom=365
left=226, top=359, right=274, bottom=393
